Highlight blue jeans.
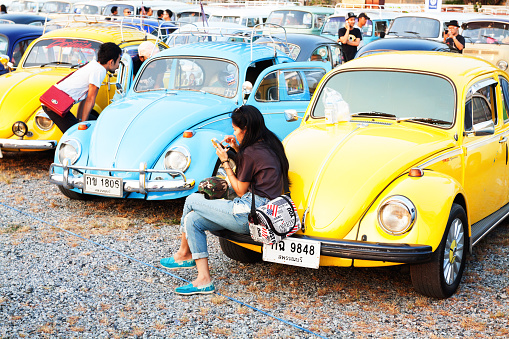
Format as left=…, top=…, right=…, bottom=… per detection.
left=180, top=192, right=269, bottom=260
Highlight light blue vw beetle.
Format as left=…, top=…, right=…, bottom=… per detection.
left=49, top=41, right=330, bottom=200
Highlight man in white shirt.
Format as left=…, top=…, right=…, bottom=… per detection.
left=43, top=42, right=122, bottom=133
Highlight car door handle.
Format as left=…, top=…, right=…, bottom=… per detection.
left=500, top=137, right=507, bottom=143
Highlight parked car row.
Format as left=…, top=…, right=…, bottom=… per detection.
left=2, top=7, right=509, bottom=300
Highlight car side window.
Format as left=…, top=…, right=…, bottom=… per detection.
left=12, top=39, right=35, bottom=67
left=330, top=45, right=342, bottom=68
left=285, top=71, right=304, bottom=95
left=499, top=76, right=509, bottom=123
left=465, top=80, right=498, bottom=131
left=255, top=71, right=279, bottom=102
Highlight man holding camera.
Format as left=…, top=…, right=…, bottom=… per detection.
left=338, top=12, right=362, bottom=62
left=444, top=20, right=465, bottom=54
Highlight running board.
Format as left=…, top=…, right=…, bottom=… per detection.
left=470, top=202, right=509, bottom=250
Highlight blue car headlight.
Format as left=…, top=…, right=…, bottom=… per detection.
left=58, top=139, right=81, bottom=165
left=163, top=146, right=190, bottom=172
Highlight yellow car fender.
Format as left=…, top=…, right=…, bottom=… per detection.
left=357, top=170, right=468, bottom=256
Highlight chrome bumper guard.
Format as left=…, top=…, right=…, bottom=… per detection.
left=49, top=159, right=195, bottom=195
left=0, top=139, right=57, bottom=150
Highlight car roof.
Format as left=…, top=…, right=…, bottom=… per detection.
left=342, top=51, right=498, bottom=86
left=357, top=37, right=451, bottom=56
left=464, top=17, right=509, bottom=24
left=159, top=41, right=290, bottom=65
left=39, top=25, right=153, bottom=43
left=0, top=13, right=48, bottom=24
left=0, top=23, right=45, bottom=39
left=270, top=6, right=335, bottom=15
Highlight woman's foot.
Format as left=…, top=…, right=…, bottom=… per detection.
left=159, top=256, right=196, bottom=270
left=175, top=282, right=215, bottom=295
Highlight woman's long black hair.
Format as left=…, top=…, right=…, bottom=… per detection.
left=231, top=105, right=289, bottom=190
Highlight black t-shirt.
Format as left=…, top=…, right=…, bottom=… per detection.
left=236, top=143, right=283, bottom=200
left=446, top=35, right=465, bottom=54
left=338, top=27, right=362, bottom=62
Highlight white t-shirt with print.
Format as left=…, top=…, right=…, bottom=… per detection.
left=56, top=60, right=106, bottom=101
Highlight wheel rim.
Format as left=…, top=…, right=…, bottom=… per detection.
left=443, top=217, right=465, bottom=285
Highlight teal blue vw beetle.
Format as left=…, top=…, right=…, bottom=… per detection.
left=49, top=41, right=330, bottom=200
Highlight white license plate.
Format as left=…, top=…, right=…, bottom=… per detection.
left=83, top=174, right=123, bottom=197
left=263, top=238, right=321, bottom=269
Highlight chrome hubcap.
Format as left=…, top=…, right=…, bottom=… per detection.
left=443, top=217, right=464, bottom=285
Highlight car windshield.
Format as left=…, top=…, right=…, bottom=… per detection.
left=255, top=41, right=301, bottom=60
left=0, top=36, right=8, bottom=55
left=23, top=38, right=101, bottom=67
left=135, top=57, right=239, bottom=98
left=73, top=4, right=101, bottom=15
left=388, top=17, right=440, bottom=38
left=313, top=70, right=455, bottom=127
left=322, top=17, right=344, bottom=35
left=267, top=10, right=313, bottom=29
left=463, top=21, right=509, bottom=44
left=41, top=1, right=72, bottom=13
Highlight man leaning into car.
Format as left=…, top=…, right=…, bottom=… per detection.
left=43, top=42, right=122, bottom=133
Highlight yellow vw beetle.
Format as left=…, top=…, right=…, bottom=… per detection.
left=0, top=24, right=165, bottom=156
left=215, top=52, right=509, bottom=298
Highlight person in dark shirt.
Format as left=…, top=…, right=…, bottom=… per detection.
left=159, top=105, right=289, bottom=296
left=444, top=20, right=465, bottom=53
left=132, top=41, right=158, bottom=79
left=338, top=12, right=362, bottom=62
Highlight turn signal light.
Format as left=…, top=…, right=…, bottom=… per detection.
left=78, top=123, right=90, bottom=130
left=183, top=130, right=195, bottom=138
left=408, top=168, right=423, bottom=177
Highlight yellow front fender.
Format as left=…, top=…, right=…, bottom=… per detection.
left=354, top=170, right=467, bottom=267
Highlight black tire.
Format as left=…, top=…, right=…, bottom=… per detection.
left=410, top=203, right=467, bottom=299
left=57, top=185, right=96, bottom=200
left=219, top=237, right=262, bottom=263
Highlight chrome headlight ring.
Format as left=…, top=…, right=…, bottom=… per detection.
left=35, top=110, right=54, bottom=131
left=58, top=139, right=81, bottom=165
left=163, top=146, right=191, bottom=172
left=377, top=195, right=416, bottom=236
left=497, top=60, right=508, bottom=71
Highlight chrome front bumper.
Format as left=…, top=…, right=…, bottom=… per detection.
left=0, top=138, right=57, bottom=151
left=49, top=160, right=195, bottom=195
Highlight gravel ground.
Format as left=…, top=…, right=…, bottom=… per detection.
left=1, top=151, right=508, bottom=338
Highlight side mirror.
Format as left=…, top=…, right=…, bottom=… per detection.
left=115, top=82, right=123, bottom=95
left=284, top=109, right=299, bottom=122
left=473, top=120, right=495, bottom=136
left=242, top=81, right=253, bottom=102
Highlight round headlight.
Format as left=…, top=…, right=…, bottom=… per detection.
left=58, top=139, right=81, bottom=165
left=497, top=60, right=508, bottom=71
left=377, top=196, right=416, bottom=235
left=35, top=110, right=54, bottom=131
left=164, top=146, right=190, bottom=172
left=12, top=121, right=28, bottom=137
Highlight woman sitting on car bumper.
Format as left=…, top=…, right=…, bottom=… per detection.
left=160, top=105, right=289, bottom=295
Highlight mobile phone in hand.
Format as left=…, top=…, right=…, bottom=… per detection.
left=211, top=138, right=225, bottom=149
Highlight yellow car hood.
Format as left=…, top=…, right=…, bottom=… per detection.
left=284, top=121, right=455, bottom=238
left=0, top=68, right=71, bottom=137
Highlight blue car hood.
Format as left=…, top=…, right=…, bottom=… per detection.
left=88, top=92, right=236, bottom=170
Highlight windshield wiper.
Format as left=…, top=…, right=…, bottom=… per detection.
left=404, top=31, right=421, bottom=38
left=397, top=117, right=450, bottom=125
left=70, top=63, right=85, bottom=69
left=352, top=111, right=396, bottom=118
left=40, top=61, right=72, bottom=67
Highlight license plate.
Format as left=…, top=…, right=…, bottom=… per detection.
left=83, top=174, right=123, bottom=197
left=263, top=238, right=321, bottom=269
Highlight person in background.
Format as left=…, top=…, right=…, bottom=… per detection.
left=132, top=41, right=159, bottom=78
left=159, top=105, right=289, bottom=296
left=0, top=4, right=7, bottom=14
left=162, top=9, right=173, bottom=21
left=43, top=43, right=122, bottom=133
left=110, top=6, right=118, bottom=16
left=444, top=20, right=465, bottom=53
left=157, top=9, right=163, bottom=20
left=338, top=12, right=361, bottom=62
left=356, top=12, right=370, bottom=48
left=123, top=8, right=131, bottom=16
left=141, top=6, right=152, bottom=17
